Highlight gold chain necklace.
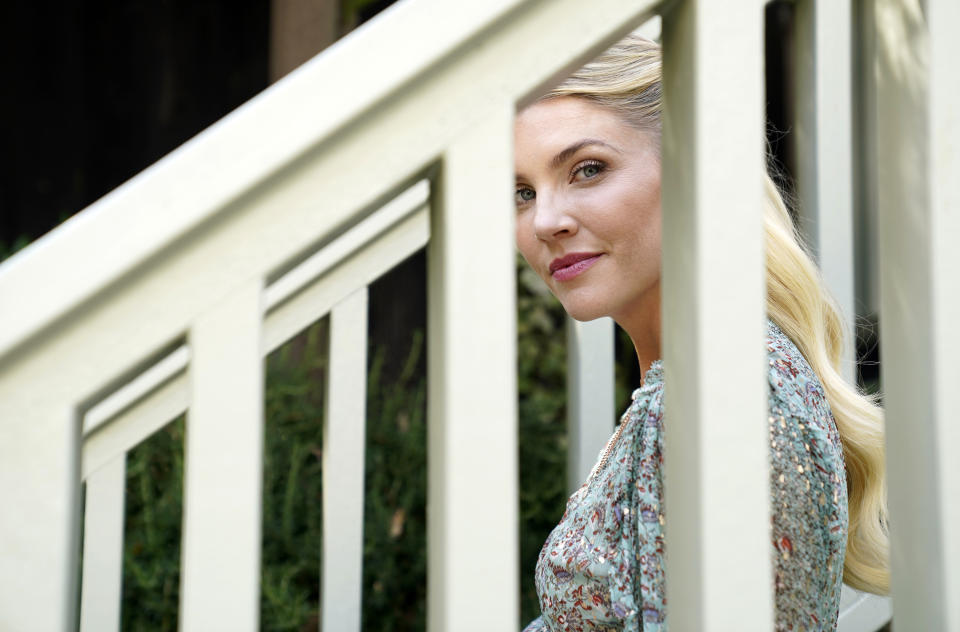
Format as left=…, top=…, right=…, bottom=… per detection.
left=590, top=415, right=629, bottom=479
left=588, top=366, right=658, bottom=481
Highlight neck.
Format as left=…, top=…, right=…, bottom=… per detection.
left=614, top=282, right=662, bottom=382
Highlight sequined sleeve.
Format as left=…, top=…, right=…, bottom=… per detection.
left=766, top=328, right=848, bottom=631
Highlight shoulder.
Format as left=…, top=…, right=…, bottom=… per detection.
left=764, top=319, right=844, bottom=467
left=765, top=320, right=825, bottom=403
left=764, top=321, right=839, bottom=446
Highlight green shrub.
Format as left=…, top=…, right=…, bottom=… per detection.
left=121, top=416, right=184, bottom=631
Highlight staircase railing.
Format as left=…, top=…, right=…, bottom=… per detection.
left=0, top=0, right=956, bottom=630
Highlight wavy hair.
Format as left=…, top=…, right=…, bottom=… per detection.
left=541, top=34, right=889, bottom=594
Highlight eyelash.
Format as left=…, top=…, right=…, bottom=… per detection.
left=571, top=159, right=606, bottom=181
left=515, top=159, right=608, bottom=207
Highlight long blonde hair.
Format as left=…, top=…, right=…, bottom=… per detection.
left=543, top=34, right=889, bottom=594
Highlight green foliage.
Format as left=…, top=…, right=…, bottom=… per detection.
left=122, top=416, right=184, bottom=631
left=361, top=331, right=427, bottom=630
left=261, top=321, right=327, bottom=631
left=341, top=0, right=389, bottom=19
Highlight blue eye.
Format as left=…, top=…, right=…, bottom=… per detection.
left=516, top=187, right=536, bottom=204
left=573, top=160, right=606, bottom=181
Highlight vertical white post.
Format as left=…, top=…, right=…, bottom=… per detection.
left=321, top=288, right=368, bottom=632
left=661, top=1, right=771, bottom=630
left=0, top=394, right=81, bottom=632
left=566, top=316, right=615, bottom=492
left=80, top=456, right=127, bottom=632
left=793, top=0, right=857, bottom=381
left=427, top=104, right=518, bottom=632
left=875, top=0, right=960, bottom=628
left=180, top=281, right=264, bottom=632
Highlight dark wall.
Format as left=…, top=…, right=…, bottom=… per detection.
left=765, top=0, right=798, bottom=199
left=1, top=0, right=270, bottom=249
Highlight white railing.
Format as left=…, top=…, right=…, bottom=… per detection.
left=874, top=0, right=960, bottom=628
left=0, top=1, right=956, bottom=632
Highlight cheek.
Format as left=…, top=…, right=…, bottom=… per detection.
left=621, top=183, right=661, bottom=245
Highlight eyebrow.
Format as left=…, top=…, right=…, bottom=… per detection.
left=515, top=138, right=622, bottom=182
left=549, top=138, right=621, bottom=170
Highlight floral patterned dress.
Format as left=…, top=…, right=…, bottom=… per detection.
left=523, top=320, right=848, bottom=631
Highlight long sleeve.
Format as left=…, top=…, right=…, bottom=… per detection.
left=767, top=329, right=848, bottom=631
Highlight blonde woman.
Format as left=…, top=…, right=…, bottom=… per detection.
left=515, top=36, right=888, bottom=631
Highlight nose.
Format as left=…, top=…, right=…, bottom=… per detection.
left=533, top=193, right=578, bottom=242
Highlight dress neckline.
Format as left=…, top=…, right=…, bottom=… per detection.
left=643, top=359, right=664, bottom=384
left=631, top=359, right=664, bottom=401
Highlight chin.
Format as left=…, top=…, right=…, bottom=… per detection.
left=558, top=299, right=609, bottom=323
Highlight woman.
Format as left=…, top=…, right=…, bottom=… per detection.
left=516, top=36, right=889, bottom=631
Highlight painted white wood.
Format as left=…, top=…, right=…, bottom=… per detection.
left=875, top=0, right=960, bottom=629
left=634, top=14, right=662, bottom=42
left=264, top=180, right=429, bottom=312
left=427, top=105, right=518, bottom=632
left=660, top=1, right=771, bottom=630
left=793, top=0, right=857, bottom=381
left=82, top=372, right=189, bottom=481
left=83, top=346, right=190, bottom=437
left=566, top=316, right=616, bottom=493
left=929, top=3, right=960, bottom=626
left=79, top=455, right=126, bottom=632
left=837, top=585, right=893, bottom=632
left=180, top=281, right=264, bottom=632
left=321, top=289, right=369, bottom=632
left=263, top=206, right=429, bottom=354
left=0, top=392, right=81, bottom=632
left=928, top=3, right=960, bottom=625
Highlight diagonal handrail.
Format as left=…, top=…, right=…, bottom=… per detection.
left=0, top=0, right=633, bottom=363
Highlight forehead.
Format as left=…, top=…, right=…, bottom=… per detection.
left=516, top=97, right=628, bottom=141
left=514, top=97, right=641, bottom=164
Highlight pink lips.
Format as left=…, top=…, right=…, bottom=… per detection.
left=549, top=252, right=603, bottom=282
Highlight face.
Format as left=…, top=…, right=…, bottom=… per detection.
left=514, top=97, right=662, bottom=326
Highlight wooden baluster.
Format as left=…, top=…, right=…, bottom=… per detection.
left=661, top=1, right=772, bottom=629
left=80, top=456, right=126, bottom=632
left=427, top=104, right=518, bottom=631
left=875, top=0, right=960, bottom=627
left=180, top=281, right=264, bottom=632
left=566, top=316, right=616, bottom=493
left=793, top=0, right=857, bottom=380
left=321, top=289, right=368, bottom=632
